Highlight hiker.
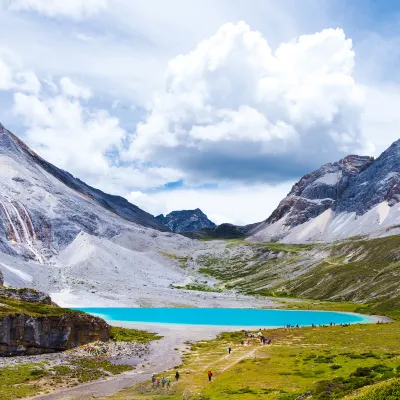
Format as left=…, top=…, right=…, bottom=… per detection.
left=167, top=379, right=171, bottom=388
left=162, top=377, right=166, bottom=387
left=208, top=370, right=213, bottom=382
left=152, top=374, right=156, bottom=386
left=157, top=377, right=161, bottom=386
left=175, top=370, right=180, bottom=381
left=228, top=347, right=231, bottom=354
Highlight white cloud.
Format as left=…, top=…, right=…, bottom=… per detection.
left=127, top=183, right=294, bottom=225
left=8, top=0, right=107, bottom=19
left=0, top=49, right=40, bottom=94
left=125, top=22, right=368, bottom=183
left=60, top=77, right=92, bottom=99
left=11, top=80, right=184, bottom=193
left=12, top=89, right=124, bottom=178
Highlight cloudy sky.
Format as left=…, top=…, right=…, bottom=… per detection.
left=0, top=0, right=399, bottom=225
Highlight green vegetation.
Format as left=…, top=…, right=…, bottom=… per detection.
left=0, top=363, right=47, bottom=400
left=110, top=326, right=163, bottom=343
left=194, top=235, right=400, bottom=305
left=286, top=235, right=400, bottom=302
left=109, top=321, right=400, bottom=400
left=351, top=378, right=400, bottom=399
left=0, top=358, right=133, bottom=400
left=0, top=295, right=82, bottom=318
left=171, top=283, right=222, bottom=293
left=159, top=251, right=188, bottom=268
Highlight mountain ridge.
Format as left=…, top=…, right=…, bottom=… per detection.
left=250, top=139, right=400, bottom=242
left=156, top=208, right=216, bottom=233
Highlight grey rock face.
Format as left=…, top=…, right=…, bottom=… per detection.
left=336, top=140, right=400, bottom=214
left=156, top=208, right=216, bottom=233
left=265, top=155, right=374, bottom=228
left=0, top=123, right=168, bottom=263
left=0, top=313, right=110, bottom=356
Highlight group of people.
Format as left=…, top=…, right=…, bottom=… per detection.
left=151, top=370, right=180, bottom=388
left=242, top=330, right=272, bottom=345
left=151, top=375, right=171, bottom=388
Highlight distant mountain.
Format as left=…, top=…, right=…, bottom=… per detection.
left=0, top=122, right=168, bottom=262
left=156, top=208, right=216, bottom=233
left=185, top=222, right=258, bottom=239
left=250, top=140, right=400, bottom=242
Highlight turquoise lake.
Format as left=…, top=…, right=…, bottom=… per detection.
left=76, top=308, right=374, bottom=327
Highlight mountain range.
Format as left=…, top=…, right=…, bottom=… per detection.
left=0, top=121, right=400, bottom=306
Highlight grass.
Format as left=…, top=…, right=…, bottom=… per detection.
left=193, top=235, right=400, bottom=305
left=350, top=378, right=400, bottom=399
left=0, top=295, right=85, bottom=318
left=0, top=363, right=47, bottom=400
left=159, top=251, right=188, bottom=268
left=108, top=321, right=400, bottom=400
left=110, top=326, right=163, bottom=343
left=0, top=358, right=133, bottom=400
left=171, top=283, right=222, bottom=293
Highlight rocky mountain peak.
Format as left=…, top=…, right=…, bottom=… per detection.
left=266, top=154, right=374, bottom=228
left=156, top=208, right=216, bottom=233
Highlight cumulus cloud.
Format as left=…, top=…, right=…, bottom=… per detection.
left=12, top=90, right=123, bottom=178
left=60, top=77, right=92, bottom=99
left=8, top=0, right=107, bottom=19
left=11, top=78, right=184, bottom=193
left=0, top=49, right=40, bottom=94
left=125, top=22, right=368, bottom=183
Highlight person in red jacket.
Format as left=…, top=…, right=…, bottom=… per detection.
left=208, top=370, right=213, bottom=381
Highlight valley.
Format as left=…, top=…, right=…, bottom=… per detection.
left=0, top=122, right=399, bottom=400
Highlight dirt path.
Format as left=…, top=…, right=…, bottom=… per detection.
left=26, top=323, right=252, bottom=400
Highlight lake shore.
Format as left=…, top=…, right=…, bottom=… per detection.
left=27, top=311, right=391, bottom=400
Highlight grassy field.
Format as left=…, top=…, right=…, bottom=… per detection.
left=110, top=326, right=163, bottom=343
left=108, top=321, right=400, bottom=400
left=0, top=358, right=133, bottom=400
left=193, top=235, right=400, bottom=303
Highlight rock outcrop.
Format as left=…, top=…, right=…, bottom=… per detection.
left=0, top=287, right=52, bottom=305
left=156, top=208, right=216, bottom=233
left=0, top=312, right=110, bottom=356
left=0, top=286, right=110, bottom=356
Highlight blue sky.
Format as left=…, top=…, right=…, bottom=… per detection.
left=1, top=0, right=400, bottom=224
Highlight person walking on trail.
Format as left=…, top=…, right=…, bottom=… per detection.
left=228, top=347, right=231, bottom=354
left=151, top=374, right=156, bottom=386
left=167, top=379, right=171, bottom=388
left=208, top=370, right=213, bottom=382
left=175, top=370, right=180, bottom=381
left=162, top=377, right=166, bottom=387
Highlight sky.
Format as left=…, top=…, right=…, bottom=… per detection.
left=0, top=0, right=400, bottom=225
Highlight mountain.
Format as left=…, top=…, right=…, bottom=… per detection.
left=250, top=140, right=400, bottom=242
left=0, top=122, right=168, bottom=262
left=156, top=208, right=216, bottom=233
left=0, top=123, right=262, bottom=309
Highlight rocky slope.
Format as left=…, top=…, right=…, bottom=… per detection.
left=156, top=208, right=215, bottom=233
left=0, top=288, right=109, bottom=356
left=0, top=122, right=211, bottom=307
left=0, top=122, right=167, bottom=263
left=250, top=140, right=400, bottom=242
